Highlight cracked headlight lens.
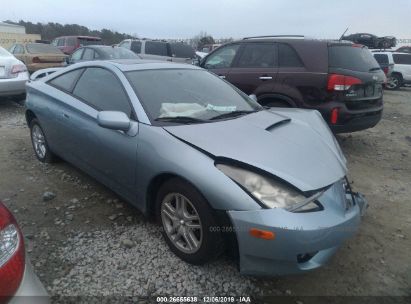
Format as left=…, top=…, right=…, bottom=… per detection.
left=217, top=164, right=310, bottom=209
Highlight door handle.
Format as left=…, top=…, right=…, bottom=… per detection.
left=63, top=113, right=70, bottom=119
left=219, top=75, right=226, bottom=79
left=259, top=76, right=272, bottom=80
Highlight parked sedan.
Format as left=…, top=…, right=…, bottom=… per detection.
left=342, top=33, right=396, bottom=49
left=9, top=43, right=66, bottom=73
left=67, top=45, right=139, bottom=65
left=0, top=201, right=49, bottom=303
left=25, top=60, right=367, bottom=276
left=0, top=46, right=29, bottom=98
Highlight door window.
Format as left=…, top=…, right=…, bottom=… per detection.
left=145, top=41, right=169, bottom=56
left=82, top=48, right=95, bottom=60
left=236, top=43, right=277, bottom=68
left=131, top=41, right=142, bottom=53
left=71, top=49, right=83, bottom=62
left=203, top=44, right=240, bottom=69
left=393, top=54, right=411, bottom=65
left=278, top=44, right=303, bottom=67
left=73, top=68, right=132, bottom=116
left=57, top=39, right=65, bottom=47
left=48, top=69, right=84, bottom=93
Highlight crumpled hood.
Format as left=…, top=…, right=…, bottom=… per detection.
left=164, top=109, right=347, bottom=192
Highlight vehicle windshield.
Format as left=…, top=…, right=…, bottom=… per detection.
left=329, top=45, right=380, bottom=72
left=126, top=69, right=262, bottom=123
left=26, top=43, right=63, bottom=54
left=100, top=47, right=138, bottom=59
left=78, top=38, right=102, bottom=46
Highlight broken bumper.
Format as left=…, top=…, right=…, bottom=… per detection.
left=228, top=186, right=366, bottom=276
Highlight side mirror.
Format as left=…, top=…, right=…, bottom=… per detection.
left=97, top=111, right=131, bottom=131
left=249, top=94, right=258, bottom=102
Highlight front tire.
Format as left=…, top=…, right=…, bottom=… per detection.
left=29, top=118, right=56, bottom=163
left=156, top=178, right=223, bottom=265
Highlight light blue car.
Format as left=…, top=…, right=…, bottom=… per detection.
left=25, top=60, right=367, bottom=276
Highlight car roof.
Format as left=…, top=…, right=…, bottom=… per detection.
left=57, top=36, right=101, bottom=40
left=228, top=37, right=351, bottom=47
left=108, top=59, right=200, bottom=71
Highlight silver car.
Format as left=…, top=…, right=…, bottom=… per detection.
left=25, top=60, right=367, bottom=276
left=0, top=46, right=29, bottom=98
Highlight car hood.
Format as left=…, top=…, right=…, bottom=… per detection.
left=163, top=109, right=347, bottom=192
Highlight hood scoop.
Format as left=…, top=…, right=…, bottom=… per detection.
left=265, top=118, right=291, bottom=132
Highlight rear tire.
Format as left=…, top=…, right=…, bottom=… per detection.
left=386, top=74, right=402, bottom=90
left=156, top=178, right=223, bottom=265
left=29, top=118, right=56, bottom=163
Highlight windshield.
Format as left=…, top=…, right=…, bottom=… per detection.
left=100, top=47, right=138, bottom=59
left=126, top=69, right=261, bottom=123
left=26, top=43, right=63, bottom=54
left=329, top=45, right=380, bottom=72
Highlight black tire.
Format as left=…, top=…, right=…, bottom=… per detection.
left=264, top=100, right=291, bottom=108
left=156, top=178, right=223, bottom=265
left=29, top=118, right=56, bottom=163
left=386, top=74, right=402, bottom=90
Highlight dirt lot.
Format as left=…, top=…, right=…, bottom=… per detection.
left=0, top=89, right=410, bottom=302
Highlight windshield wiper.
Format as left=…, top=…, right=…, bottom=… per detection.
left=155, top=116, right=207, bottom=124
left=210, top=110, right=258, bottom=120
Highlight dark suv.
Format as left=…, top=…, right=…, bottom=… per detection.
left=200, top=36, right=386, bottom=133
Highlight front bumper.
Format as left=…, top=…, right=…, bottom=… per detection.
left=0, top=72, right=28, bottom=97
left=228, top=184, right=365, bottom=276
left=8, top=259, right=49, bottom=304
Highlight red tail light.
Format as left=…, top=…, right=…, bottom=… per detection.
left=382, top=67, right=389, bottom=75
left=32, top=57, right=41, bottom=63
left=330, top=108, right=339, bottom=125
left=327, top=74, right=362, bottom=91
left=0, top=203, right=25, bottom=300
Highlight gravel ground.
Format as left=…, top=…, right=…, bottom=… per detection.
left=0, top=90, right=410, bottom=302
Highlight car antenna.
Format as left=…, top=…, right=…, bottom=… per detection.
left=339, top=27, right=349, bottom=41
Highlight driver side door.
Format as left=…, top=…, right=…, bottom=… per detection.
left=201, top=43, right=240, bottom=80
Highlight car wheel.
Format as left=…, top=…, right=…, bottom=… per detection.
left=156, top=178, right=223, bottom=265
left=29, top=118, right=56, bottom=163
left=386, top=74, right=402, bottom=90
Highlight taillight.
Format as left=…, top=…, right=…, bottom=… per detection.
left=0, top=203, right=25, bottom=300
left=382, top=67, right=389, bottom=75
left=327, top=74, right=362, bottom=91
left=10, top=64, right=27, bottom=75
left=32, top=57, right=41, bottom=63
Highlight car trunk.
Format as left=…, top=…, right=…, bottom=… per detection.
left=29, top=54, right=66, bottom=63
left=327, top=44, right=386, bottom=108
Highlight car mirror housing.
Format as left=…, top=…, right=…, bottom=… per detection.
left=97, top=111, right=131, bottom=131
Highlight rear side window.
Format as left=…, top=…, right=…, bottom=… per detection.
left=145, top=41, right=169, bottom=56
left=82, top=48, right=95, bottom=60
left=170, top=43, right=195, bottom=58
left=67, top=37, right=76, bottom=47
left=329, top=45, right=379, bottom=72
left=131, top=41, right=142, bottom=53
left=48, top=69, right=84, bottom=92
left=278, top=44, right=303, bottom=67
left=393, top=54, right=411, bottom=65
left=57, top=39, right=65, bottom=47
left=237, top=43, right=277, bottom=68
left=373, top=54, right=389, bottom=65
left=73, top=68, right=131, bottom=116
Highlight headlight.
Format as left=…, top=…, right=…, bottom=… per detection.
left=216, top=163, right=323, bottom=211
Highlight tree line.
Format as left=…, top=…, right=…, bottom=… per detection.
left=4, top=20, right=134, bottom=45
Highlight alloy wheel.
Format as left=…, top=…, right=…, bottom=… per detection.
left=160, top=193, right=202, bottom=254
left=31, top=125, right=46, bottom=159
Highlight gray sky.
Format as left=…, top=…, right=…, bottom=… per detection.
left=1, top=0, right=410, bottom=39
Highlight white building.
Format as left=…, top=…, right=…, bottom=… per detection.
left=0, top=22, right=26, bottom=34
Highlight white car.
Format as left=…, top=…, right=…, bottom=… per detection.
left=0, top=46, right=29, bottom=98
left=373, top=51, right=411, bottom=90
